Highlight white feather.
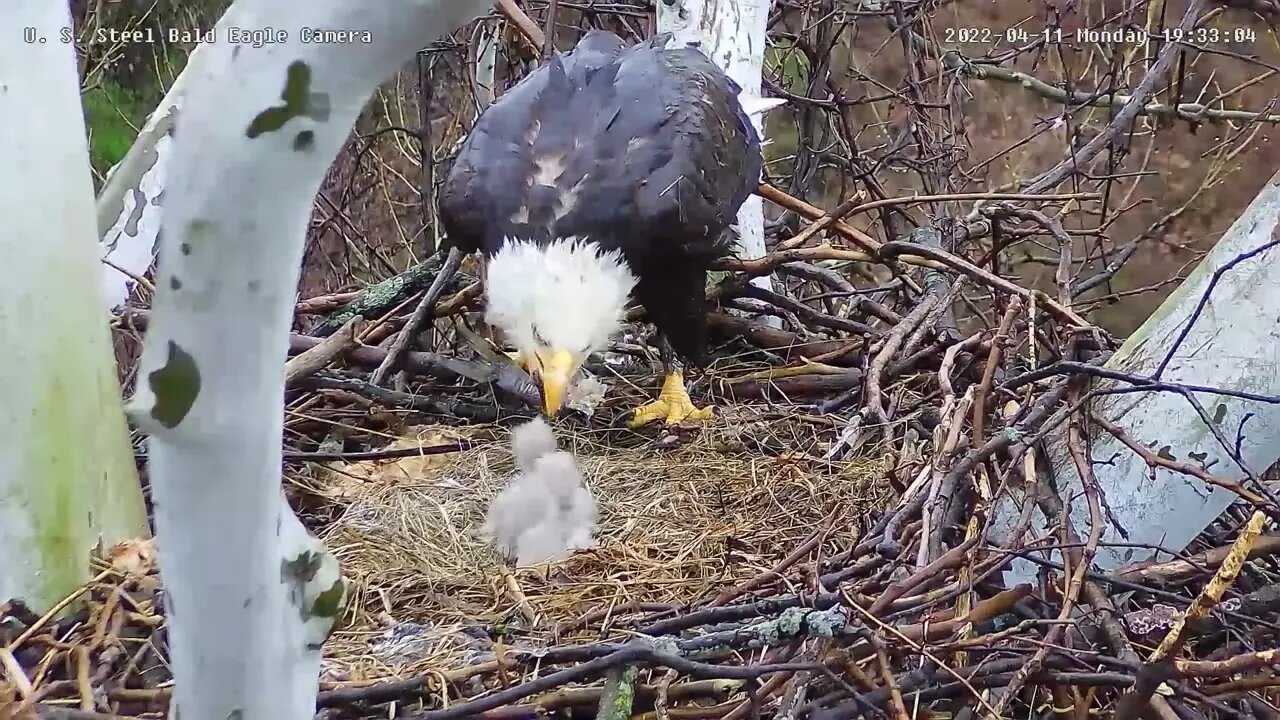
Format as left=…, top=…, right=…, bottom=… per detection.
left=482, top=419, right=599, bottom=567
left=509, top=416, right=558, bottom=473
left=738, top=95, right=787, bottom=117
left=485, top=237, right=636, bottom=359
left=482, top=477, right=554, bottom=559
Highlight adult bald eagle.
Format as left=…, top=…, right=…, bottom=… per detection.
left=439, top=30, right=779, bottom=426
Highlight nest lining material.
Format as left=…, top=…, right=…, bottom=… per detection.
left=295, top=408, right=887, bottom=680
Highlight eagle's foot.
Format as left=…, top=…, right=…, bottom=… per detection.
left=628, top=372, right=714, bottom=428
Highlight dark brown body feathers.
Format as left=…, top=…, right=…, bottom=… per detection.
left=440, top=31, right=762, bottom=364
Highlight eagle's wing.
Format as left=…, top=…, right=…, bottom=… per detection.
left=559, top=42, right=762, bottom=264
left=439, top=32, right=760, bottom=264
left=438, top=31, right=628, bottom=255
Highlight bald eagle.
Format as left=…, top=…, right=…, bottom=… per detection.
left=439, top=30, right=779, bottom=426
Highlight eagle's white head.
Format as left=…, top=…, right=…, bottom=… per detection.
left=485, top=237, right=637, bottom=415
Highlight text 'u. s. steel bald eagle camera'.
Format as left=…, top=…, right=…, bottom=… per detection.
left=439, top=29, right=782, bottom=427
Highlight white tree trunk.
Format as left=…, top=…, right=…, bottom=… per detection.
left=474, top=19, right=501, bottom=108
left=656, top=0, right=778, bottom=304
left=0, top=0, right=148, bottom=613
left=125, top=2, right=494, bottom=718
left=997, top=170, right=1280, bottom=584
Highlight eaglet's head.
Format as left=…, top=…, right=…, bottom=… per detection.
left=485, top=237, right=637, bottom=417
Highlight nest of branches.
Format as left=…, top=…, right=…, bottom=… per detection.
left=306, top=413, right=884, bottom=676
left=15, top=226, right=1280, bottom=718
left=8, top=0, right=1280, bottom=718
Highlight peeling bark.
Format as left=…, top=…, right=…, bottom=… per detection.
left=96, top=11, right=243, bottom=310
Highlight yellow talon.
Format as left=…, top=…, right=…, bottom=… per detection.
left=628, top=371, right=715, bottom=428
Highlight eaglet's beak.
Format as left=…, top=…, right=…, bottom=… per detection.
left=534, top=349, right=578, bottom=417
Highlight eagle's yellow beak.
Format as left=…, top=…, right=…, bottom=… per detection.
left=534, top=349, right=577, bottom=417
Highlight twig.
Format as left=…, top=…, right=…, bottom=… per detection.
left=972, top=298, right=1022, bottom=446
left=878, top=240, right=1090, bottom=328
left=371, top=247, right=465, bottom=385
left=284, top=315, right=362, bottom=386
left=944, top=50, right=1280, bottom=125
left=596, top=665, right=639, bottom=720
left=495, top=0, right=546, bottom=50
left=1114, top=510, right=1267, bottom=718
left=1117, top=533, right=1280, bottom=584
left=708, top=511, right=837, bottom=607
left=1090, top=411, right=1269, bottom=507
left=1023, top=0, right=1209, bottom=192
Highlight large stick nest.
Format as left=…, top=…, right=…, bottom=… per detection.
left=308, top=411, right=887, bottom=677
left=8, top=0, right=1280, bottom=718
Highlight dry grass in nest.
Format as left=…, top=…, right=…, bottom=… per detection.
left=291, top=406, right=890, bottom=680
